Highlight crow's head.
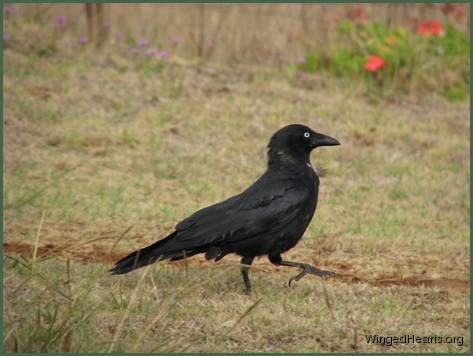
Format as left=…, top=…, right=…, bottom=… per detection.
left=267, top=124, right=340, bottom=167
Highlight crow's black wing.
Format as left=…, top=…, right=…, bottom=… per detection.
left=167, top=177, right=312, bottom=252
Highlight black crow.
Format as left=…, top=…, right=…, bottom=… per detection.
left=110, top=124, right=340, bottom=293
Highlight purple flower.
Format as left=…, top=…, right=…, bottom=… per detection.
left=158, top=51, right=168, bottom=58
left=296, top=71, right=304, bottom=77
left=171, top=37, right=179, bottom=43
left=130, top=48, right=139, bottom=54
left=116, top=33, right=124, bottom=39
left=138, top=39, right=149, bottom=46
left=207, top=41, right=214, bottom=47
left=3, top=34, right=8, bottom=40
left=79, top=37, right=89, bottom=44
left=56, top=15, right=66, bottom=25
left=103, top=22, right=111, bottom=27
left=145, top=49, right=157, bottom=56
left=4, top=7, right=11, bottom=14
left=298, top=57, right=306, bottom=64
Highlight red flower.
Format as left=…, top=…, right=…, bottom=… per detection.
left=418, top=21, right=430, bottom=35
left=429, top=20, right=443, bottom=35
left=364, top=56, right=385, bottom=72
left=441, top=4, right=456, bottom=15
left=418, top=20, right=444, bottom=36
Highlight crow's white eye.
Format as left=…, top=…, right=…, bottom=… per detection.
left=304, top=132, right=311, bottom=138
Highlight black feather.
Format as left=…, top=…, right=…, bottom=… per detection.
left=110, top=124, right=340, bottom=293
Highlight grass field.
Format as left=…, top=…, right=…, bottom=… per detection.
left=3, top=11, right=470, bottom=352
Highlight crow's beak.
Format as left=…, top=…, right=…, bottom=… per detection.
left=313, top=133, right=340, bottom=148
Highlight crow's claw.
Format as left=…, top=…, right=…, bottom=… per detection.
left=288, top=265, right=336, bottom=288
left=288, top=270, right=307, bottom=288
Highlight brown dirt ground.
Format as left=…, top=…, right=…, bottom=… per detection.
left=4, top=240, right=469, bottom=294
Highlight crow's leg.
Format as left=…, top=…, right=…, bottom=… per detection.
left=240, top=256, right=255, bottom=294
left=269, top=254, right=336, bottom=288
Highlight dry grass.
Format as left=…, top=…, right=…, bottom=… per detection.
left=3, top=7, right=470, bottom=353
left=7, top=3, right=469, bottom=64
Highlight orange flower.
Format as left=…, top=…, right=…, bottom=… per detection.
left=385, top=36, right=396, bottom=46
left=364, top=56, right=385, bottom=72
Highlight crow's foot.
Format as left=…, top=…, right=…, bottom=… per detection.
left=288, top=264, right=336, bottom=288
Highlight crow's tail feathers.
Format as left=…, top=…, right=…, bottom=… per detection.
left=109, top=231, right=181, bottom=275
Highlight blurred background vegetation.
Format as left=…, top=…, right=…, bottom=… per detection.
left=4, top=2, right=470, bottom=100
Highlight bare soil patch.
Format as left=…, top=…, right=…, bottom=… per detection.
left=5, top=240, right=468, bottom=294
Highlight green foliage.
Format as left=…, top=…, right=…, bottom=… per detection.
left=434, top=22, right=469, bottom=56
left=292, top=20, right=469, bottom=100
